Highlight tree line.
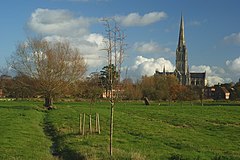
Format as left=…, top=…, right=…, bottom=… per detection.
left=0, top=66, right=201, bottom=104
left=122, top=75, right=201, bottom=102
left=2, top=60, right=240, bottom=104
left=1, top=38, right=240, bottom=106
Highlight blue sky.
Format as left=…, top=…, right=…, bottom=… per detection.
left=0, top=0, right=240, bottom=85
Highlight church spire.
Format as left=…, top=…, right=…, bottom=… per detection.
left=175, top=14, right=189, bottom=85
left=178, top=14, right=185, bottom=48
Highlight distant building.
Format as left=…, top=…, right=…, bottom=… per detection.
left=204, top=87, right=216, bottom=99
left=205, top=84, right=233, bottom=100
left=221, top=87, right=230, bottom=100
left=102, top=87, right=124, bottom=99
left=155, top=15, right=206, bottom=87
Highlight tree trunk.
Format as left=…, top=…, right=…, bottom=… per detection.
left=106, top=89, right=108, bottom=98
left=44, top=97, right=53, bottom=109
left=168, top=98, right=171, bottom=106
left=109, top=100, right=114, bottom=156
left=144, top=97, right=150, bottom=105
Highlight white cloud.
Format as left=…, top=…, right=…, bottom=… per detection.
left=27, top=9, right=169, bottom=73
left=134, top=41, right=174, bottom=56
left=28, top=8, right=106, bottom=70
left=28, top=8, right=95, bottom=37
left=115, top=11, right=167, bottom=27
left=226, top=56, right=240, bottom=73
left=226, top=57, right=240, bottom=82
left=44, top=33, right=106, bottom=67
left=191, top=65, right=210, bottom=74
left=207, top=76, right=225, bottom=85
left=128, top=56, right=174, bottom=80
left=134, top=41, right=160, bottom=53
left=224, top=32, right=240, bottom=45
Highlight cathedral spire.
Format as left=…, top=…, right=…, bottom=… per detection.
left=175, top=14, right=189, bottom=85
left=178, top=14, right=185, bottom=48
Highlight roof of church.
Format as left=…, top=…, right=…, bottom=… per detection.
left=155, top=70, right=174, bottom=75
left=190, top=72, right=206, bottom=79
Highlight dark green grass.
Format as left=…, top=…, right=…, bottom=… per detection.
left=0, top=101, right=55, bottom=160
left=46, top=101, right=240, bottom=160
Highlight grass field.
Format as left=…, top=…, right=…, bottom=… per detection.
left=0, top=101, right=56, bottom=160
left=0, top=100, right=240, bottom=160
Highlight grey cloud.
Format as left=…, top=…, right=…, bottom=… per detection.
left=224, top=32, right=240, bottom=45
left=115, top=11, right=167, bottom=27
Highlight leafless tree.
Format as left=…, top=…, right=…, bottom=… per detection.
left=9, top=37, right=87, bottom=108
left=102, top=18, right=126, bottom=156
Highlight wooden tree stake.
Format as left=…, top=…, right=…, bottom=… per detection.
left=79, top=114, right=82, bottom=135
left=89, top=114, right=92, bottom=134
left=82, top=113, right=85, bottom=136
left=97, top=113, right=101, bottom=134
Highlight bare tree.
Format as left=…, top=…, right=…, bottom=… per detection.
left=102, top=18, right=126, bottom=156
left=10, top=37, right=87, bottom=108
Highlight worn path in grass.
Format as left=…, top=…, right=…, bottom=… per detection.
left=0, top=101, right=56, bottom=160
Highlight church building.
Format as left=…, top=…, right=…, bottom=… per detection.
left=155, top=15, right=206, bottom=87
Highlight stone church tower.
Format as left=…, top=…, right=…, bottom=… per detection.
left=175, top=15, right=190, bottom=85
left=155, top=15, right=206, bottom=87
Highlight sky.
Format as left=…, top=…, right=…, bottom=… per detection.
left=0, top=0, right=240, bottom=86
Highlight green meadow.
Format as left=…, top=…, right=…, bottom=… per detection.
left=0, top=100, right=239, bottom=160
left=0, top=101, right=55, bottom=160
